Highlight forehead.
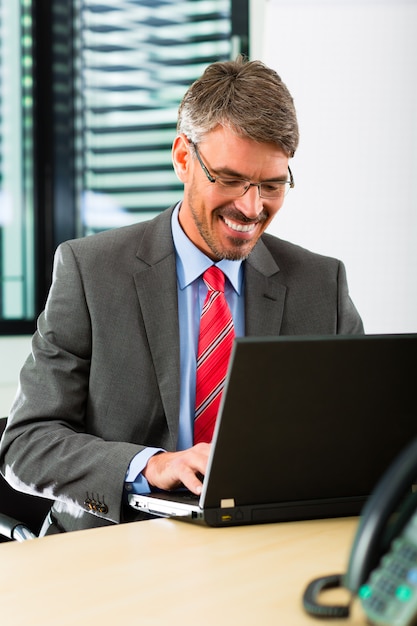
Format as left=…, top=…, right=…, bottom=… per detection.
left=201, top=126, right=289, bottom=177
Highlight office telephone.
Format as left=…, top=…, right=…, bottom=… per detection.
left=303, top=437, right=417, bottom=625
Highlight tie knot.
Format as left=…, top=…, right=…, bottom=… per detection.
left=203, top=266, right=225, bottom=293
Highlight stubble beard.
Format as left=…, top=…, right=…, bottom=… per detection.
left=189, top=197, right=267, bottom=262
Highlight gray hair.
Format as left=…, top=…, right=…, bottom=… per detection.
left=177, top=55, right=299, bottom=157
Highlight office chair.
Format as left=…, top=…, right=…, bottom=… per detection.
left=0, top=417, right=52, bottom=542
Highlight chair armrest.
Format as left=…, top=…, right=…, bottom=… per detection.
left=0, top=513, right=37, bottom=541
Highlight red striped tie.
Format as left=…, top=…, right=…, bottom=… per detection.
left=194, top=266, right=235, bottom=444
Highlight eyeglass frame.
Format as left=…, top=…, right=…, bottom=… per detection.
left=189, top=141, right=294, bottom=199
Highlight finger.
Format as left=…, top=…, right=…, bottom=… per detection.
left=143, top=444, right=211, bottom=492
left=178, top=465, right=204, bottom=495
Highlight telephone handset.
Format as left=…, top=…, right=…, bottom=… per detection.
left=303, top=437, right=417, bottom=625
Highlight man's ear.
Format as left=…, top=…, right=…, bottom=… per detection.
left=172, top=134, right=192, bottom=183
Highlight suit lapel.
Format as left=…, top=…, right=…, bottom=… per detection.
left=245, top=238, right=287, bottom=336
left=133, top=209, right=180, bottom=448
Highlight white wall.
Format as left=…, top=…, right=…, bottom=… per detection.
left=258, top=0, right=417, bottom=334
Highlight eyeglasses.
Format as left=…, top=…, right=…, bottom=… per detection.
left=190, top=142, right=294, bottom=200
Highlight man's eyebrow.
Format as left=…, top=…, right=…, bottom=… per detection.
left=211, top=165, right=244, bottom=178
left=213, top=165, right=288, bottom=182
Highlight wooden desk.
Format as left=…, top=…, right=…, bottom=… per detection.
left=0, top=516, right=366, bottom=625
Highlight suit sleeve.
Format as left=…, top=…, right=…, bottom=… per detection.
left=0, top=242, right=142, bottom=525
left=336, top=261, right=364, bottom=334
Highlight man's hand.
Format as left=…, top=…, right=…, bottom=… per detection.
left=142, top=443, right=211, bottom=495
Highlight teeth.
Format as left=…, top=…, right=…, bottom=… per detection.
left=224, top=217, right=256, bottom=233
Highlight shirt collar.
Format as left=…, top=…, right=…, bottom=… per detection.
left=171, top=203, right=243, bottom=294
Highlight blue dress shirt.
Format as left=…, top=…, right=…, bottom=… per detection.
left=125, top=203, right=245, bottom=495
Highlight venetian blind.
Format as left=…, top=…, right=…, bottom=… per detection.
left=75, top=0, right=232, bottom=234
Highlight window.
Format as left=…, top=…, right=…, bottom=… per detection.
left=75, top=0, right=237, bottom=235
left=0, top=0, right=248, bottom=333
left=0, top=0, right=35, bottom=328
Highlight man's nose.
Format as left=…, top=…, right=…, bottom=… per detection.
left=234, top=184, right=264, bottom=219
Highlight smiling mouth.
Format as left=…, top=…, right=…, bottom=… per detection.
left=223, top=216, right=257, bottom=233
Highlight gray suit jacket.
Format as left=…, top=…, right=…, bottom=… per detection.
left=0, top=206, right=363, bottom=532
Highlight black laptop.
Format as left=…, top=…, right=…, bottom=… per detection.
left=129, top=333, right=417, bottom=526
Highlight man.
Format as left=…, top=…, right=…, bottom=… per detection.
left=0, top=56, right=363, bottom=534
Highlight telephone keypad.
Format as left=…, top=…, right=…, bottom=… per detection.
left=375, top=577, right=397, bottom=597
left=359, top=534, right=417, bottom=626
